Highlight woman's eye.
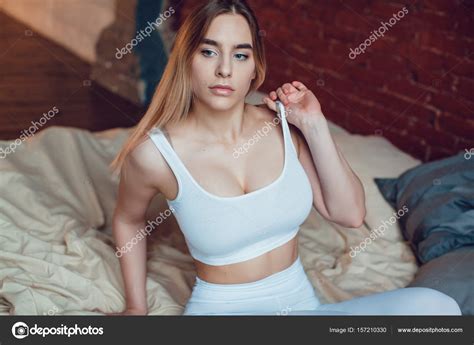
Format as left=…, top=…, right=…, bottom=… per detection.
left=201, top=49, right=248, bottom=61
left=201, top=49, right=216, bottom=57
left=235, top=53, right=248, bottom=61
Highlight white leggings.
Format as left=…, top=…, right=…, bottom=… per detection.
left=183, top=255, right=462, bottom=315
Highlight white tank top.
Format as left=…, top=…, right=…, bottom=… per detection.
left=147, top=103, right=313, bottom=265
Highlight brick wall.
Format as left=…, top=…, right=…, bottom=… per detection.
left=177, top=0, right=473, bottom=162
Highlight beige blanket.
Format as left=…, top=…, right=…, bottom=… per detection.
left=0, top=118, right=421, bottom=315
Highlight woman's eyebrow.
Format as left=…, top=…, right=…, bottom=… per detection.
left=201, top=38, right=253, bottom=50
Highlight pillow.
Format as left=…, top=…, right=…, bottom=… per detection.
left=374, top=151, right=474, bottom=264
left=407, top=245, right=474, bottom=315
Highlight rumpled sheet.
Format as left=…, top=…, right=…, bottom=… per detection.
left=0, top=119, right=421, bottom=315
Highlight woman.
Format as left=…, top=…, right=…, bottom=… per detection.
left=108, top=0, right=461, bottom=315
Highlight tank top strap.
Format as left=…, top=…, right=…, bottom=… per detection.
left=276, top=102, right=297, bottom=157
left=146, top=126, right=191, bottom=201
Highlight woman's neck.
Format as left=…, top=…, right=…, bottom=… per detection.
left=187, top=101, right=250, bottom=144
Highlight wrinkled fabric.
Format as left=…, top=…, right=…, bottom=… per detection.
left=0, top=119, right=420, bottom=315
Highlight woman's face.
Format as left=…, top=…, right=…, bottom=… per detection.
left=191, top=14, right=256, bottom=111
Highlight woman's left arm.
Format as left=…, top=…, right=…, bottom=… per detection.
left=263, top=81, right=366, bottom=228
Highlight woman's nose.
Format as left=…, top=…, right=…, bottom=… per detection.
left=216, top=57, right=232, bottom=78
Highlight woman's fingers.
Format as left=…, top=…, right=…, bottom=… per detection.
left=288, top=90, right=306, bottom=103
left=263, top=96, right=277, bottom=112
left=292, top=81, right=308, bottom=91
left=276, top=87, right=289, bottom=105
left=265, top=81, right=304, bottom=110
left=283, top=83, right=298, bottom=94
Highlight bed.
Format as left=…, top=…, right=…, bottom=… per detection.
left=0, top=91, right=422, bottom=315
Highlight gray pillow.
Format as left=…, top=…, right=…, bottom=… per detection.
left=408, top=245, right=473, bottom=315
left=374, top=152, right=474, bottom=264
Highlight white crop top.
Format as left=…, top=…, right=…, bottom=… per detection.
left=147, top=102, right=313, bottom=266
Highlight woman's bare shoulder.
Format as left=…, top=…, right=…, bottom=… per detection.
left=123, top=135, right=172, bottom=191
left=249, top=103, right=301, bottom=156
left=249, top=103, right=273, bottom=119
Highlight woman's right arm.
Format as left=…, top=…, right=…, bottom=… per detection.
left=110, top=139, right=165, bottom=315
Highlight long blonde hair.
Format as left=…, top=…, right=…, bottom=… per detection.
left=109, top=0, right=266, bottom=175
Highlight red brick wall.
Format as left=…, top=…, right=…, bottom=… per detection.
left=176, top=0, right=474, bottom=162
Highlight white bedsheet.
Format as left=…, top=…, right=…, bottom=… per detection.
left=0, top=105, right=421, bottom=315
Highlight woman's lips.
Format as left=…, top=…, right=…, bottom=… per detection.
left=209, top=87, right=234, bottom=96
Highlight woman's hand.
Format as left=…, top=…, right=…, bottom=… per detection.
left=262, top=81, right=324, bottom=129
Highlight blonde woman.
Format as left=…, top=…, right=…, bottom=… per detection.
left=109, top=0, right=461, bottom=315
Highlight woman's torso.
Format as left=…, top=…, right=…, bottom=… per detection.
left=148, top=103, right=311, bottom=284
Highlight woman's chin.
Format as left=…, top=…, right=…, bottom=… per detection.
left=204, top=97, right=240, bottom=110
